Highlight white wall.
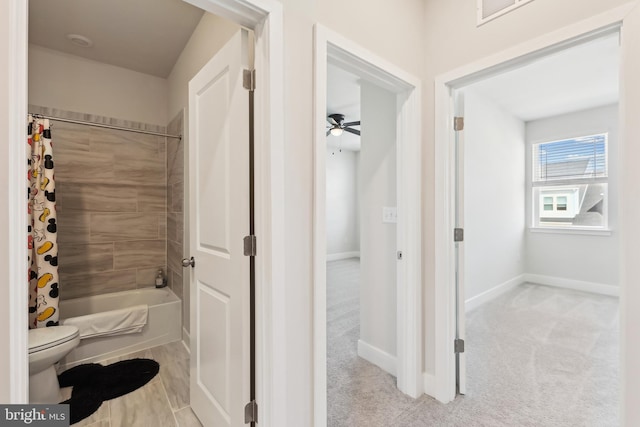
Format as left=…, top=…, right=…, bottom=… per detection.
left=326, top=149, right=359, bottom=257
left=463, top=89, right=526, bottom=301
left=525, top=104, right=619, bottom=286
left=358, top=81, right=397, bottom=360
left=462, top=97, right=618, bottom=305
left=28, top=45, right=168, bottom=125
left=166, top=12, right=240, bottom=121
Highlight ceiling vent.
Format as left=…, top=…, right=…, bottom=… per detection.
left=478, top=0, right=534, bottom=26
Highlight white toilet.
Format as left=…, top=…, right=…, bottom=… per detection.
left=28, top=325, right=80, bottom=403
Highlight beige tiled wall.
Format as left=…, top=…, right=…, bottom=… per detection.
left=166, top=111, right=187, bottom=333
left=39, top=108, right=168, bottom=300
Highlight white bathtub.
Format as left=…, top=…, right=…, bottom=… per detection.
left=58, top=287, right=182, bottom=368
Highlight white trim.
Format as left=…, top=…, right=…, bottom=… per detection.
left=528, top=227, right=612, bottom=236
left=395, top=78, right=423, bottom=399
left=422, top=372, right=436, bottom=398
left=463, top=273, right=619, bottom=313
left=8, top=0, right=28, bottom=403
left=326, top=251, right=360, bottom=261
left=465, top=275, right=526, bottom=312
left=181, top=2, right=286, bottom=425
left=619, top=5, right=640, bottom=425
left=181, top=3, right=286, bottom=425
left=434, top=71, right=458, bottom=405
left=313, top=24, right=423, bottom=427
left=438, top=13, right=628, bottom=89
left=524, top=273, right=619, bottom=297
left=184, top=0, right=266, bottom=28
left=313, top=26, right=329, bottom=426
left=434, top=3, right=635, bottom=405
left=182, top=328, right=191, bottom=352
left=181, top=334, right=191, bottom=355
left=357, top=340, right=397, bottom=376
left=251, top=4, right=286, bottom=426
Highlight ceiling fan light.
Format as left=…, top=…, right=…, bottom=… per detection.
left=330, top=127, right=343, bottom=136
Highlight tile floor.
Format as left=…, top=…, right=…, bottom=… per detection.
left=60, top=341, right=202, bottom=427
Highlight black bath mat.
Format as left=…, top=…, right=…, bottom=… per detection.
left=58, top=358, right=160, bottom=424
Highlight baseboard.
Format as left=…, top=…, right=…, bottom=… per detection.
left=326, top=251, right=360, bottom=261
left=182, top=328, right=190, bottom=354
left=422, top=372, right=436, bottom=398
left=465, top=274, right=525, bottom=312
left=524, top=273, right=619, bottom=297
left=357, top=339, right=396, bottom=376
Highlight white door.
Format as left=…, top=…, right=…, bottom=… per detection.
left=453, top=90, right=466, bottom=395
left=188, top=29, right=251, bottom=427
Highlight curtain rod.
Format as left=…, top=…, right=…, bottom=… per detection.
left=29, top=114, right=182, bottom=140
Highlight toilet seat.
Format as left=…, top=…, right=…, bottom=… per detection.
left=29, top=326, right=79, bottom=354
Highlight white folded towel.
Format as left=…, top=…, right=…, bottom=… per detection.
left=62, top=304, right=149, bottom=339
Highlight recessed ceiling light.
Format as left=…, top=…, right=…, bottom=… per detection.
left=66, top=34, right=93, bottom=48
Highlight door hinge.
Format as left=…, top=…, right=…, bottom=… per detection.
left=454, top=116, right=464, bottom=131
left=244, top=400, right=258, bottom=424
left=454, top=338, right=465, bottom=354
left=244, top=235, right=257, bottom=256
left=454, top=228, right=464, bottom=242
left=243, top=69, right=256, bottom=91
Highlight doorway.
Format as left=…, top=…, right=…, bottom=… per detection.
left=313, top=25, right=422, bottom=426
left=325, top=62, right=400, bottom=423
left=433, top=5, right=637, bottom=410
left=453, top=31, right=620, bottom=420
left=8, top=0, right=285, bottom=425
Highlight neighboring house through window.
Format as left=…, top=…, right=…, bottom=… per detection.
left=532, top=133, right=608, bottom=229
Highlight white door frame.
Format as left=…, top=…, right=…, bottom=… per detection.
left=8, top=1, right=287, bottom=425
left=433, top=2, right=637, bottom=405
left=313, top=24, right=422, bottom=426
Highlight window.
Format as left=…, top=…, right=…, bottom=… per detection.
left=532, top=134, right=608, bottom=229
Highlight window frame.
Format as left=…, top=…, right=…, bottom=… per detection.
left=530, top=132, right=609, bottom=231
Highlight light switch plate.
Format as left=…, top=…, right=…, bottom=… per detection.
left=382, top=207, right=397, bottom=223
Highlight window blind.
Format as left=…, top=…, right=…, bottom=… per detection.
left=533, top=134, right=607, bottom=184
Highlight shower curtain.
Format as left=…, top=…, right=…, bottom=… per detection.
left=28, top=115, right=60, bottom=328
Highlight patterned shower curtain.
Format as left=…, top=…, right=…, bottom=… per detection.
left=28, top=115, right=60, bottom=328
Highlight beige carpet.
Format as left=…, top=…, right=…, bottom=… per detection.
left=327, top=258, right=619, bottom=426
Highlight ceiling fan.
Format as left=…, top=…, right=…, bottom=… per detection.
left=326, top=113, right=360, bottom=137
